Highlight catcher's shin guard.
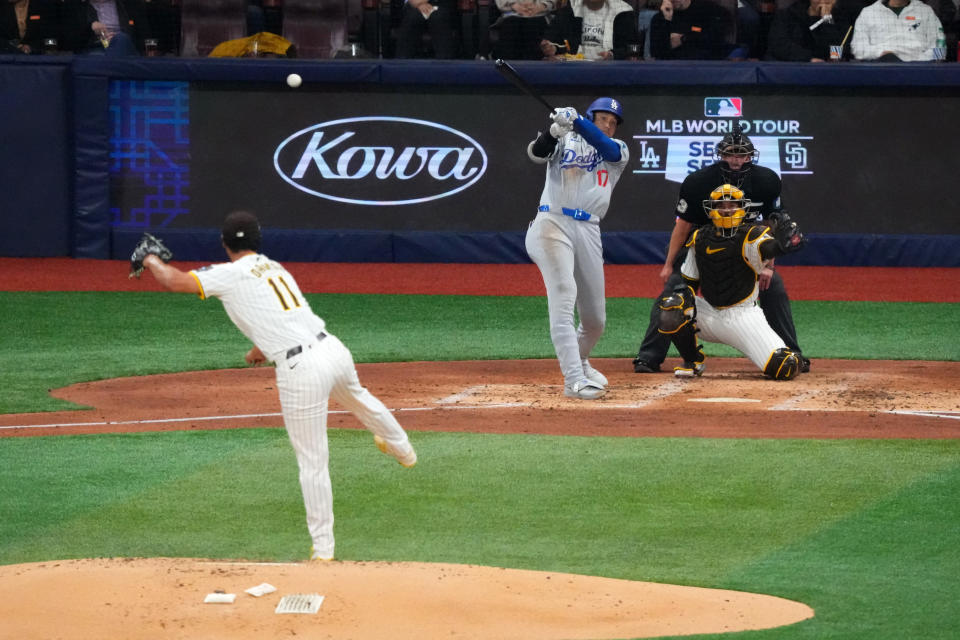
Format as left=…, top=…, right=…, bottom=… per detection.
left=657, top=285, right=697, bottom=335
left=763, top=348, right=800, bottom=380
left=658, top=286, right=705, bottom=368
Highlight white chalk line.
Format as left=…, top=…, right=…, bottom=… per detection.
left=888, top=410, right=960, bottom=421
left=0, top=404, right=527, bottom=431
left=198, top=561, right=302, bottom=567
left=3, top=386, right=957, bottom=431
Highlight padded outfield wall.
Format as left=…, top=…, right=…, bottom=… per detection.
left=2, top=56, right=959, bottom=266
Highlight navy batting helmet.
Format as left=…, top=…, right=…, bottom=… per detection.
left=586, top=97, right=623, bottom=124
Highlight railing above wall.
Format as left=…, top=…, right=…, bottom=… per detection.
left=4, top=53, right=958, bottom=87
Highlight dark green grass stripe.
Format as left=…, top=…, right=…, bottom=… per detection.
left=1, top=292, right=957, bottom=413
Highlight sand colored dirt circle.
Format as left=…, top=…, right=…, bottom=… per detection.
left=0, top=558, right=814, bottom=640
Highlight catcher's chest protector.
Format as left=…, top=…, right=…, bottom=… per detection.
left=694, top=227, right=758, bottom=308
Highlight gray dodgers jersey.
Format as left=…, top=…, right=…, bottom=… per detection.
left=536, top=131, right=630, bottom=221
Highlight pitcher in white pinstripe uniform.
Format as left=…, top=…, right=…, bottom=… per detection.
left=138, top=210, right=416, bottom=562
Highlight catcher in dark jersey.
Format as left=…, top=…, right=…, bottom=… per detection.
left=632, top=124, right=809, bottom=374
left=657, top=184, right=805, bottom=379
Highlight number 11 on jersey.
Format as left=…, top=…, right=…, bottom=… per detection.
left=268, top=276, right=301, bottom=310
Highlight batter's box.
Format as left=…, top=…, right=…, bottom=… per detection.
left=435, top=384, right=674, bottom=410
left=435, top=384, right=534, bottom=408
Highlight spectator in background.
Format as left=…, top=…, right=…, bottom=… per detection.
left=927, top=0, right=958, bottom=60
left=247, top=0, right=265, bottom=36
left=767, top=0, right=854, bottom=61
left=142, top=0, right=179, bottom=54
left=736, top=0, right=762, bottom=58
left=492, top=0, right=558, bottom=60
left=636, top=0, right=661, bottom=58
left=850, top=0, right=943, bottom=61
left=649, top=0, right=735, bottom=59
left=395, top=0, right=458, bottom=58
left=61, top=0, right=154, bottom=56
left=1, top=0, right=59, bottom=53
left=539, top=0, right=639, bottom=60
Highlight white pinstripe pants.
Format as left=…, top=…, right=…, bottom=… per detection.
left=694, top=297, right=787, bottom=371
left=275, top=333, right=411, bottom=558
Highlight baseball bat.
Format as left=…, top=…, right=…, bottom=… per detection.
left=494, top=59, right=555, bottom=112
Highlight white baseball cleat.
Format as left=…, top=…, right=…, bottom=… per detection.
left=309, top=546, right=334, bottom=562
left=581, top=360, right=608, bottom=387
left=674, top=361, right=706, bottom=378
left=564, top=378, right=606, bottom=400
left=374, top=435, right=418, bottom=468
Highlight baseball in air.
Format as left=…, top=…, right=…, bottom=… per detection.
left=286, top=73, right=302, bottom=88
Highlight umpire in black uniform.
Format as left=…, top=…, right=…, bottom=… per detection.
left=632, top=124, right=809, bottom=373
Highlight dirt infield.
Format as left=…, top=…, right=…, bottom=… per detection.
left=2, top=357, right=958, bottom=439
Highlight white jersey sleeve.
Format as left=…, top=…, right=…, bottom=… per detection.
left=680, top=236, right=700, bottom=281
left=744, top=229, right=772, bottom=273
left=191, top=254, right=325, bottom=361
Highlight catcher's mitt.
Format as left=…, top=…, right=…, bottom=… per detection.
left=768, top=211, right=806, bottom=253
left=129, top=232, right=173, bottom=279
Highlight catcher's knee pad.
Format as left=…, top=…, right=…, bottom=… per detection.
left=657, top=286, right=696, bottom=334
left=764, top=348, right=800, bottom=380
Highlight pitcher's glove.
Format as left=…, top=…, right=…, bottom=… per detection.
left=768, top=211, right=806, bottom=253
left=129, top=232, right=173, bottom=279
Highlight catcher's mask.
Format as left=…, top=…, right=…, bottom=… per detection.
left=703, top=184, right=749, bottom=237
left=715, top=123, right=758, bottom=185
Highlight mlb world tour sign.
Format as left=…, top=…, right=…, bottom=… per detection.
left=633, top=97, right=813, bottom=184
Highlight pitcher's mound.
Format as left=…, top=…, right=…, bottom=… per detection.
left=0, top=557, right=812, bottom=639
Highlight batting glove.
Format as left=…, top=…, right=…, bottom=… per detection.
left=550, top=107, right=578, bottom=128
left=549, top=121, right=573, bottom=139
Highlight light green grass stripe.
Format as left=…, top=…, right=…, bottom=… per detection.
left=682, top=459, right=960, bottom=640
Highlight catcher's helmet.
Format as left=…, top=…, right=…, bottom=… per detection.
left=715, top=122, right=758, bottom=184
left=586, top=97, right=623, bottom=124
left=703, top=184, right=750, bottom=237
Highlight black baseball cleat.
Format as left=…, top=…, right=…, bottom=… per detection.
left=800, top=357, right=811, bottom=374
left=632, top=358, right=661, bottom=373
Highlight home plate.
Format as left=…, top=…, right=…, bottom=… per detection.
left=689, top=398, right=762, bottom=403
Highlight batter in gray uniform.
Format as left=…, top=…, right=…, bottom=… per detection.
left=524, top=98, right=630, bottom=399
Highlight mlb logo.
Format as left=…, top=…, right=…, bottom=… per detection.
left=704, top=97, right=743, bottom=117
